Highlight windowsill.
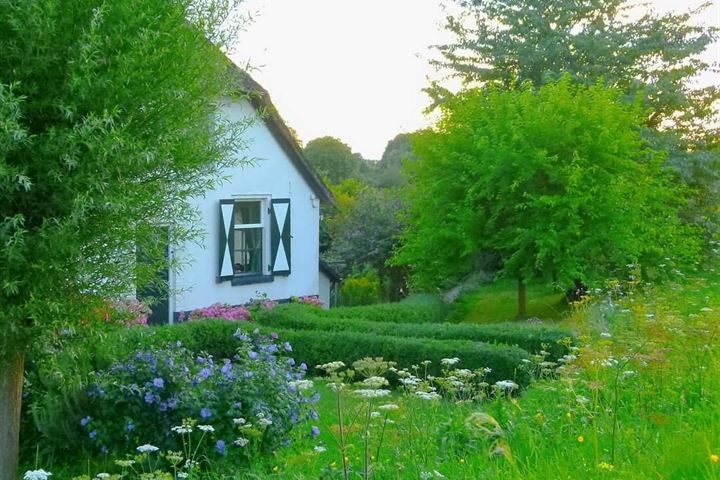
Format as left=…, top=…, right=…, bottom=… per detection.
left=231, top=274, right=274, bottom=286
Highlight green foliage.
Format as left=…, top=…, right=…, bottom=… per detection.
left=320, top=299, right=449, bottom=324
left=302, top=136, right=362, bottom=183
left=394, top=78, right=701, bottom=290
left=274, top=328, right=531, bottom=386
left=0, top=0, right=249, bottom=361
left=434, top=0, right=719, bottom=138
left=255, top=304, right=573, bottom=360
left=339, top=271, right=381, bottom=306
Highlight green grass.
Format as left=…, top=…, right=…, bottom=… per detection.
left=447, top=278, right=569, bottom=324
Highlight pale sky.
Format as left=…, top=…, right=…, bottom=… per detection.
left=232, top=0, right=720, bottom=160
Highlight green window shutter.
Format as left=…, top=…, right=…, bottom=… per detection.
left=270, top=198, right=291, bottom=276
left=218, top=199, right=235, bottom=281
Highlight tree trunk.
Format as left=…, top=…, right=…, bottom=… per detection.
left=0, top=351, right=24, bottom=480
left=518, top=276, right=527, bottom=320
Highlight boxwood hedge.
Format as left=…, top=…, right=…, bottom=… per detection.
left=256, top=305, right=573, bottom=359
left=102, top=319, right=531, bottom=386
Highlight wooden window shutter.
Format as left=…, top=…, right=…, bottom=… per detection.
left=218, top=200, right=235, bottom=281
left=270, top=198, right=291, bottom=276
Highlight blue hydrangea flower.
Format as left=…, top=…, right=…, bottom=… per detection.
left=80, top=416, right=91, bottom=427
left=311, top=426, right=320, bottom=437
left=200, top=408, right=212, bottom=419
left=152, top=377, right=164, bottom=389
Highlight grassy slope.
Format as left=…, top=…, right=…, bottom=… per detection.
left=448, top=278, right=569, bottom=324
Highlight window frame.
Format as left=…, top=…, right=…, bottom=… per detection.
left=229, top=195, right=272, bottom=283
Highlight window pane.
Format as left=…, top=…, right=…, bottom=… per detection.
left=234, top=201, right=261, bottom=225
left=233, top=227, right=263, bottom=275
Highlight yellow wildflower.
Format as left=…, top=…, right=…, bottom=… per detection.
left=711, top=454, right=719, bottom=463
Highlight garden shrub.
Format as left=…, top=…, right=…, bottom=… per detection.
left=256, top=305, right=572, bottom=359
left=315, top=300, right=449, bottom=324
left=273, top=328, right=532, bottom=386
left=340, top=271, right=381, bottom=306
left=76, top=327, right=317, bottom=457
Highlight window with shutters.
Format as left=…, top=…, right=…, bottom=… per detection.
left=218, top=197, right=291, bottom=284
left=232, top=201, right=263, bottom=275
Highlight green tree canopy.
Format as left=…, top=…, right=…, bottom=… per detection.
left=434, top=0, right=718, bottom=139
left=0, top=0, right=247, bottom=476
left=393, top=78, right=700, bottom=294
left=303, top=136, right=362, bottom=183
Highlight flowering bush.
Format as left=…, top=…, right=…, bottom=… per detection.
left=181, top=303, right=251, bottom=322
left=292, top=295, right=325, bottom=308
left=80, top=328, right=317, bottom=457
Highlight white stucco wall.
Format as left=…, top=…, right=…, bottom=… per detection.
left=172, top=98, right=320, bottom=314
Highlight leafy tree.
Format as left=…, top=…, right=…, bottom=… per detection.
left=322, top=180, right=406, bottom=300
left=393, top=78, right=700, bottom=318
left=0, top=0, right=247, bottom=476
left=303, top=136, right=362, bottom=183
left=434, top=0, right=718, bottom=137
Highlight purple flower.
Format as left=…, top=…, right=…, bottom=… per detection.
left=200, top=408, right=212, bottom=419
left=89, top=429, right=97, bottom=439
left=196, top=356, right=206, bottom=364
left=221, top=361, right=232, bottom=374
left=311, top=426, right=320, bottom=437
left=271, top=332, right=279, bottom=340
left=101, top=445, right=108, bottom=454
left=310, top=409, right=319, bottom=420
left=144, top=391, right=155, bottom=404
left=80, top=416, right=91, bottom=427
left=216, top=439, right=226, bottom=455
left=153, top=377, right=164, bottom=389
left=127, top=421, right=135, bottom=431
left=267, top=344, right=278, bottom=354
left=283, top=342, right=293, bottom=352
left=248, top=351, right=259, bottom=360
left=287, top=358, right=296, bottom=366
left=199, top=367, right=212, bottom=379
left=300, top=363, right=308, bottom=371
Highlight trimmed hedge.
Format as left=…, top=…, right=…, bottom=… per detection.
left=256, top=304, right=573, bottom=359
left=314, top=300, right=449, bottom=324
left=100, top=319, right=531, bottom=386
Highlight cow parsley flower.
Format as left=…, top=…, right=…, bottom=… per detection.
left=354, top=389, right=391, bottom=398
left=441, top=357, right=460, bottom=366
left=494, top=380, right=519, bottom=391
left=136, top=444, right=159, bottom=453
left=23, top=470, right=53, bottom=480
left=234, top=437, right=250, bottom=447
left=198, top=425, right=215, bottom=433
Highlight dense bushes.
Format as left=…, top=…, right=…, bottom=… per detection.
left=274, top=328, right=531, bottom=386
left=315, top=299, right=449, bottom=324
left=256, top=304, right=573, bottom=359
left=23, top=323, right=318, bottom=460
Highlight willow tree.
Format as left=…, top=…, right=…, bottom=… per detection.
left=0, top=1, right=249, bottom=476
left=393, top=78, right=700, bottom=318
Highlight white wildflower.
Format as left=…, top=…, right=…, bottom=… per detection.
left=177, top=474, right=189, bottom=479
left=600, top=332, right=612, bottom=338
left=171, top=425, right=193, bottom=434
left=94, top=474, right=110, bottom=480
left=362, top=376, right=389, bottom=389
left=314, top=445, right=327, bottom=453
left=354, top=389, right=391, bottom=398
left=378, top=403, right=400, bottom=411
left=494, top=380, right=519, bottom=391
left=232, top=417, right=247, bottom=426
left=114, top=460, right=135, bottom=468
left=415, top=391, right=441, bottom=401
left=317, top=361, right=345, bottom=372
left=622, top=370, right=637, bottom=379
left=234, top=437, right=250, bottom=447
left=258, top=418, right=273, bottom=427
left=198, top=425, right=215, bottom=433
left=289, top=379, right=314, bottom=390
left=24, top=470, right=53, bottom=480
left=136, top=444, right=159, bottom=453
left=370, top=411, right=381, bottom=418
left=440, top=357, right=460, bottom=366
left=576, top=395, right=590, bottom=405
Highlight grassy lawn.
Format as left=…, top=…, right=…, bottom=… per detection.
left=448, top=278, right=569, bottom=324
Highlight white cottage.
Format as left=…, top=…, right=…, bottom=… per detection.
left=146, top=65, right=334, bottom=324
